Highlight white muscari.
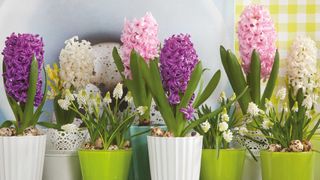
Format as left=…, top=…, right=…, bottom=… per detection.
left=124, top=91, right=133, bottom=103
left=200, top=121, right=211, bottom=133
left=218, top=121, right=228, bottom=132
left=58, top=99, right=71, bottom=110
left=292, top=102, right=299, bottom=112
left=247, top=102, right=260, bottom=117
left=238, top=126, right=248, bottom=136
left=59, top=36, right=94, bottom=90
left=287, top=35, right=318, bottom=96
left=61, top=123, right=79, bottom=132
left=219, top=91, right=226, bottom=103
left=220, top=108, right=229, bottom=122
left=103, top=92, right=112, bottom=104
left=222, top=130, right=233, bottom=143
left=113, top=83, right=123, bottom=99
left=302, top=95, right=314, bottom=110
left=76, top=89, right=88, bottom=108
left=262, top=119, right=274, bottom=130
left=265, top=99, right=273, bottom=114
left=65, top=89, right=75, bottom=102
left=276, top=87, right=287, bottom=101
left=137, top=106, right=148, bottom=116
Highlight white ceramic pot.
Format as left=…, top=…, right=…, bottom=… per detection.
left=147, top=136, right=203, bottom=180
left=0, top=135, right=46, bottom=180
left=46, top=129, right=87, bottom=151
left=43, top=150, right=82, bottom=180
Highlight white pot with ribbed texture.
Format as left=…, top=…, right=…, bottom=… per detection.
left=147, top=136, right=203, bottom=180
left=0, top=135, right=46, bottom=180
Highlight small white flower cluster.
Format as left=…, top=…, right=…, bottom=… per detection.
left=287, top=35, right=319, bottom=100
left=58, top=83, right=145, bottom=116
left=59, top=36, right=95, bottom=90
left=61, top=123, right=79, bottom=132
left=218, top=108, right=233, bottom=143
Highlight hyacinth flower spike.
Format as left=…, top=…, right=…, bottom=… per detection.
left=2, top=55, right=47, bottom=134
left=220, top=46, right=279, bottom=114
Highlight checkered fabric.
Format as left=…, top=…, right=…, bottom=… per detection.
left=235, top=0, right=320, bottom=81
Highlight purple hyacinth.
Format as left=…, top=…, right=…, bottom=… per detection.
left=160, top=34, right=198, bottom=120
left=2, top=33, right=44, bottom=106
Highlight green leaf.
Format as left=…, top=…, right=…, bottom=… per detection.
left=193, top=70, right=221, bottom=108
left=138, top=58, right=176, bottom=134
left=0, top=120, right=14, bottom=128
left=129, top=51, right=147, bottom=105
left=248, top=50, right=261, bottom=106
left=220, top=46, right=230, bottom=78
left=261, top=50, right=279, bottom=108
left=112, top=47, right=125, bottom=74
left=37, top=121, right=61, bottom=130
left=32, top=64, right=48, bottom=125
left=226, top=50, right=251, bottom=113
left=21, top=55, right=38, bottom=131
left=182, top=86, right=249, bottom=136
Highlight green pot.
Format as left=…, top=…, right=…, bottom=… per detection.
left=260, top=151, right=314, bottom=180
left=200, top=149, right=246, bottom=180
left=78, top=150, right=132, bottom=180
left=129, top=126, right=151, bottom=180
left=311, top=135, right=320, bottom=180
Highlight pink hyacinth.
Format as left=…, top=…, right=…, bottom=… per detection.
left=120, top=12, right=160, bottom=78
left=237, top=5, right=277, bottom=79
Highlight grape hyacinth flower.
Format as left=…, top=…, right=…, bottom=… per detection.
left=2, top=33, right=44, bottom=106
left=120, top=12, right=160, bottom=78
left=237, top=5, right=277, bottom=79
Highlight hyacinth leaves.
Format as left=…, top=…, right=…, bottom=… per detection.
left=2, top=56, right=47, bottom=134
left=113, top=47, right=152, bottom=125
left=220, top=46, right=279, bottom=114
left=136, top=52, right=248, bottom=137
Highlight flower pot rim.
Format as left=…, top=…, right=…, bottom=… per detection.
left=131, top=125, right=166, bottom=128
left=202, top=148, right=246, bottom=152
left=147, top=135, right=203, bottom=139
left=78, top=149, right=132, bottom=153
left=0, top=134, right=46, bottom=139
left=260, top=150, right=314, bottom=155
left=46, top=150, right=78, bottom=156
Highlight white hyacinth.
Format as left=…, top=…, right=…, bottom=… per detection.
left=276, top=87, right=287, bottom=101
left=59, top=36, right=94, bottom=90
left=247, top=102, right=260, bottom=117
left=113, top=83, right=123, bottom=99
left=200, top=121, right=211, bottom=133
left=218, top=122, right=228, bottom=132
left=222, top=130, right=233, bottom=143
left=58, top=99, right=71, bottom=110
left=287, top=35, right=318, bottom=96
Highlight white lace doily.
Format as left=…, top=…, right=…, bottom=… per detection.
left=46, top=129, right=88, bottom=151
left=239, top=130, right=269, bottom=156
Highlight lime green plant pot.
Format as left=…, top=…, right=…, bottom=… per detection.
left=78, top=150, right=132, bottom=180
left=200, top=149, right=246, bottom=180
left=260, top=151, right=314, bottom=180
left=311, top=135, right=320, bottom=180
